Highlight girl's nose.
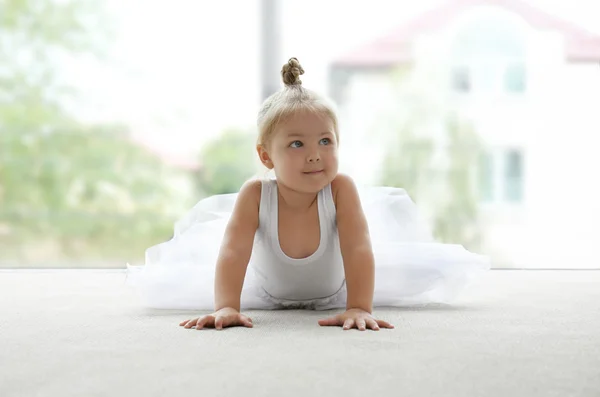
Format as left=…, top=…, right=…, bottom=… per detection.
left=307, top=152, right=321, bottom=163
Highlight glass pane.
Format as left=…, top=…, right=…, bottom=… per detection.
left=451, top=67, right=471, bottom=93
left=504, top=150, right=523, bottom=202
left=2, top=0, right=597, bottom=271
left=451, top=12, right=526, bottom=58
left=505, top=63, right=526, bottom=93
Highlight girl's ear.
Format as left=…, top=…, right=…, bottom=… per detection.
left=256, top=145, right=274, bottom=170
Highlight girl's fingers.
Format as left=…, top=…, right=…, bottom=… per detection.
left=366, top=318, right=380, bottom=331
left=318, top=316, right=341, bottom=327
left=240, top=315, right=254, bottom=328
left=183, top=318, right=198, bottom=329
left=196, top=315, right=213, bottom=330
left=214, top=316, right=225, bottom=330
left=376, top=319, right=395, bottom=329
left=356, top=319, right=367, bottom=331
left=343, top=318, right=354, bottom=330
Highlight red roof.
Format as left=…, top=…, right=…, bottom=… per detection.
left=333, top=0, right=600, bottom=67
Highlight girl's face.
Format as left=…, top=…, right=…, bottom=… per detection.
left=258, top=110, right=339, bottom=193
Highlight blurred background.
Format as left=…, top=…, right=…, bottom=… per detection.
left=1, top=0, right=599, bottom=269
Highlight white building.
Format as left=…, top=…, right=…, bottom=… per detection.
left=329, top=0, right=600, bottom=268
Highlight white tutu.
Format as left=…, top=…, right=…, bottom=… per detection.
left=126, top=186, right=490, bottom=310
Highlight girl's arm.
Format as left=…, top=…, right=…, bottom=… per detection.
left=332, top=174, right=375, bottom=314
left=213, top=179, right=261, bottom=312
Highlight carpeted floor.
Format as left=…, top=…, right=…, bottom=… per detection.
left=1, top=270, right=599, bottom=397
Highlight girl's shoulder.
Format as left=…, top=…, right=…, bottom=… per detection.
left=236, top=178, right=263, bottom=209
left=330, top=173, right=359, bottom=209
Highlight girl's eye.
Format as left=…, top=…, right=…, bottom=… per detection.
left=319, top=138, right=331, bottom=145
left=289, top=140, right=303, bottom=148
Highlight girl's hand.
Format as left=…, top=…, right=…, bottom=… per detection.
left=179, top=307, right=253, bottom=330
left=318, top=308, right=394, bottom=331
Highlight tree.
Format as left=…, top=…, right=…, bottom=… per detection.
left=379, top=68, right=483, bottom=250
left=0, top=0, right=189, bottom=267
left=195, top=129, right=259, bottom=196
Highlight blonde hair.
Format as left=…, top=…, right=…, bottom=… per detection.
left=256, top=57, right=339, bottom=148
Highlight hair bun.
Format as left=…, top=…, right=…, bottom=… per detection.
left=281, top=57, right=304, bottom=86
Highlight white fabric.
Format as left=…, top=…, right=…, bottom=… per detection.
left=127, top=179, right=490, bottom=310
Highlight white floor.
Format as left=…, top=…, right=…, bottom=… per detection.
left=1, top=270, right=599, bottom=397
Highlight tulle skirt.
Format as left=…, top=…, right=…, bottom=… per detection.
left=126, top=185, right=490, bottom=311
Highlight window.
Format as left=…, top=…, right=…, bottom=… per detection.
left=451, top=66, right=471, bottom=93
left=479, top=149, right=524, bottom=204
left=450, top=10, right=526, bottom=97
left=504, top=63, right=526, bottom=93
left=504, top=150, right=524, bottom=202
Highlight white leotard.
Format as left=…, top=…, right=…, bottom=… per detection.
left=249, top=179, right=346, bottom=302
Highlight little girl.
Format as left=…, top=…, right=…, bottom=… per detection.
left=127, top=58, right=490, bottom=331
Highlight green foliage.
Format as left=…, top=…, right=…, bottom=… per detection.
left=0, top=0, right=183, bottom=267
left=195, top=129, right=258, bottom=196
left=432, top=117, right=482, bottom=248
left=379, top=69, right=483, bottom=250
left=0, top=0, right=112, bottom=55
left=380, top=130, right=435, bottom=203
left=0, top=119, right=184, bottom=266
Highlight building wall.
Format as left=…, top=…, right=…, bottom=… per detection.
left=336, top=6, right=600, bottom=267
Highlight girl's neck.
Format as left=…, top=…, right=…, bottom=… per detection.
left=276, top=181, right=318, bottom=211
